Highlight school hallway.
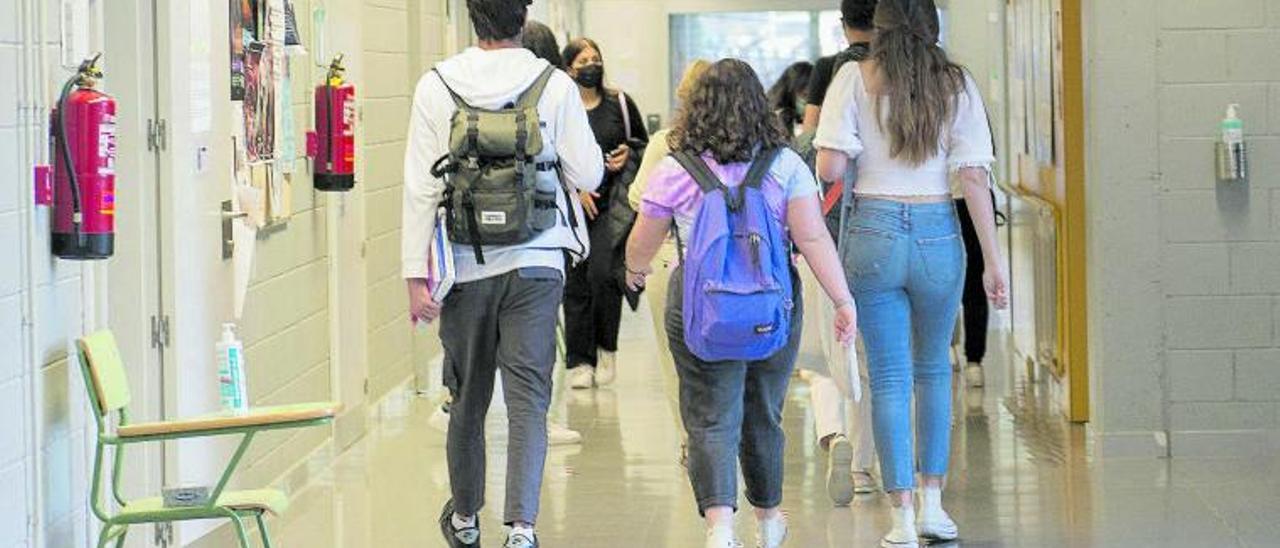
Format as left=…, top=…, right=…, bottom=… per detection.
left=262, top=297, right=1276, bottom=548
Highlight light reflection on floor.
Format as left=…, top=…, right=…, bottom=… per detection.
left=265, top=298, right=1277, bottom=547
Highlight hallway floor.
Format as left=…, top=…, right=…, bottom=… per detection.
left=267, top=300, right=1280, bottom=547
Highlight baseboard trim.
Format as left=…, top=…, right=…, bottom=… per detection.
left=1170, top=429, right=1280, bottom=457
left=1095, top=429, right=1169, bottom=458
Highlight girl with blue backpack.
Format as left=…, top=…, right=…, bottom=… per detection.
left=624, top=59, right=858, bottom=548
left=814, top=1, right=1008, bottom=546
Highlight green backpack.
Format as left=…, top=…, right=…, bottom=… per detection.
left=429, top=66, right=566, bottom=264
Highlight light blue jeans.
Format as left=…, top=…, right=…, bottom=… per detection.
left=842, top=197, right=964, bottom=492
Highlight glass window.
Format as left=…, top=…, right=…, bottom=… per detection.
left=669, top=10, right=843, bottom=111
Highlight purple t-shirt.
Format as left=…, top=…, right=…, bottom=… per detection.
left=640, top=149, right=820, bottom=244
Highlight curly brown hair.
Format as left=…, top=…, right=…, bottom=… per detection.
left=668, top=59, right=790, bottom=164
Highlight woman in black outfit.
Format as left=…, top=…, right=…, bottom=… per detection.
left=767, top=61, right=814, bottom=136
left=562, top=37, right=649, bottom=390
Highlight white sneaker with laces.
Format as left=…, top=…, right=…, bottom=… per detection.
left=881, top=504, right=919, bottom=548
left=705, top=525, right=740, bottom=548
left=918, top=487, right=959, bottom=541
left=568, top=366, right=595, bottom=389
left=756, top=513, right=787, bottom=548
left=852, top=470, right=877, bottom=495
left=964, top=363, right=985, bottom=388
left=547, top=422, right=582, bottom=446
left=826, top=435, right=854, bottom=506
left=595, top=350, right=617, bottom=386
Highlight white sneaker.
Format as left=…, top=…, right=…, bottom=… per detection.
left=756, top=513, right=787, bottom=548
left=918, top=487, right=959, bottom=541
left=881, top=504, right=918, bottom=548
left=826, top=435, right=855, bottom=506
left=568, top=366, right=595, bottom=389
left=964, top=363, right=985, bottom=388
left=852, top=470, right=877, bottom=495
left=595, top=350, right=617, bottom=386
left=428, top=404, right=450, bottom=434
left=705, top=525, right=740, bottom=548
left=547, top=422, right=583, bottom=446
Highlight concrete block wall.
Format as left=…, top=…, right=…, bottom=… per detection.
left=362, top=0, right=416, bottom=400
left=1, top=0, right=100, bottom=545
left=1088, top=0, right=1280, bottom=457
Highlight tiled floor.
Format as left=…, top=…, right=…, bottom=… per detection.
left=268, top=297, right=1279, bottom=547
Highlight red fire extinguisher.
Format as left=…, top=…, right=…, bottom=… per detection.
left=51, top=54, right=116, bottom=260
left=308, top=55, right=356, bottom=192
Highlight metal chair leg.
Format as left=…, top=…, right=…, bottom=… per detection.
left=229, top=513, right=252, bottom=548
left=255, top=512, right=273, bottom=548
left=114, top=526, right=128, bottom=548
left=96, top=524, right=114, bottom=548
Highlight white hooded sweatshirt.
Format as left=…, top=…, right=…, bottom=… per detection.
left=402, top=47, right=604, bottom=284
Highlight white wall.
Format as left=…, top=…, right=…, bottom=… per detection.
left=1086, top=0, right=1280, bottom=457
left=1, top=0, right=103, bottom=546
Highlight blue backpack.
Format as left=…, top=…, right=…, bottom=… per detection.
left=672, top=149, right=794, bottom=362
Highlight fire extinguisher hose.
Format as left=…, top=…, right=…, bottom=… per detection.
left=55, top=75, right=83, bottom=237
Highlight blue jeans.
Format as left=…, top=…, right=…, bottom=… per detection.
left=666, top=265, right=804, bottom=514
left=843, top=198, right=964, bottom=492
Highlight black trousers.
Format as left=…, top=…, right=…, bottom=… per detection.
left=563, top=254, right=624, bottom=368
left=954, top=199, right=989, bottom=364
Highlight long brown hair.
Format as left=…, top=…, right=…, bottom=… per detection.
left=871, top=0, right=966, bottom=165
left=668, top=59, right=789, bottom=164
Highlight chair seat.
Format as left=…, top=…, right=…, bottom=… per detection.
left=116, top=489, right=290, bottom=523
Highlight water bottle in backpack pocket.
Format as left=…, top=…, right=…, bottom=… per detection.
left=672, top=149, right=794, bottom=362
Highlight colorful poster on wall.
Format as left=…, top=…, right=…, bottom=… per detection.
left=243, top=42, right=276, bottom=163
left=230, top=0, right=254, bottom=100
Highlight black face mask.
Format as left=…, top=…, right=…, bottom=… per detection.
left=574, top=64, right=604, bottom=89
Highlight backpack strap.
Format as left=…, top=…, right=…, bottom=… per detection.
left=516, top=66, right=558, bottom=109
left=742, top=148, right=781, bottom=190
left=671, top=151, right=724, bottom=195
left=432, top=69, right=470, bottom=109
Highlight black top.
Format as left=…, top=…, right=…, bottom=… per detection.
left=587, top=92, right=649, bottom=156
left=805, top=42, right=871, bottom=107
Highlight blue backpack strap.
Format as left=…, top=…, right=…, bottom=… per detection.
left=742, top=148, right=781, bottom=190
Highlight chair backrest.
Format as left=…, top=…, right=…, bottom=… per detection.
left=77, top=331, right=132, bottom=416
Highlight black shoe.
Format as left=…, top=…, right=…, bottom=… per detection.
left=439, top=499, right=481, bottom=547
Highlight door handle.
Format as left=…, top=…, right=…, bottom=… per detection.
left=221, top=201, right=244, bottom=260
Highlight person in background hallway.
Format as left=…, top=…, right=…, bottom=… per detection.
left=402, top=1, right=604, bottom=546
left=796, top=0, right=880, bottom=508
left=521, top=20, right=564, bottom=69
left=803, top=0, right=878, bottom=135
left=625, top=59, right=858, bottom=548
left=815, top=0, right=1007, bottom=546
left=628, top=58, right=712, bottom=466
left=955, top=187, right=995, bottom=388
left=561, top=37, right=650, bottom=390
left=768, top=61, right=814, bottom=135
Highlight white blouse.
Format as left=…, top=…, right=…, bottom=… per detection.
left=813, top=62, right=996, bottom=197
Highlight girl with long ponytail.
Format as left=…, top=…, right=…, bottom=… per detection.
left=814, top=1, right=1008, bottom=546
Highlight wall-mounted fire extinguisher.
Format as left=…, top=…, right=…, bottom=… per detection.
left=51, top=54, right=117, bottom=260
left=308, top=54, right=356, bottom=192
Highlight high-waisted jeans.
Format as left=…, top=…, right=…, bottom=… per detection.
left=843, top=197, right=964, bottom=492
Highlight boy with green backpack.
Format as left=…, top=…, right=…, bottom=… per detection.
left=402, top=2, right=604, bottom=547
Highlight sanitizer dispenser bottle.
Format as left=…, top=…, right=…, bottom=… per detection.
left=1217, top=104, right=1248, bottom=182
left=217, top=323, right=249, bottom=413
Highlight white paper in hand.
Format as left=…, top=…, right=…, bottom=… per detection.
left=846, top=341, right=862, bottom=403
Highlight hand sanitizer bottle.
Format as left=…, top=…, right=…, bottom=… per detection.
left=217, top=323, right=248, bottom=413
left=1219, top=104, right=1248, bottom=181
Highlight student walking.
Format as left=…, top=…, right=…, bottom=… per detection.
left=815, top=0, right=1007, bottom=546
left=402, top=1, right=603, bottom=546
left=797, top=0, right=881, bottom=507
left=625, top=59, right=858, bottom=548
left=561, top=37, right=650, bottom=390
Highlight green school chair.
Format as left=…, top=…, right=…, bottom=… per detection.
left=77, top=330, right=341, bottom=548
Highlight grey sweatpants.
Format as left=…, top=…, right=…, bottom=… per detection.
left=439, top=267, right=563, bottom=525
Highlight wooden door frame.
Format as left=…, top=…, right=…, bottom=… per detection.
left=1060, top=0, right=1088, bottom=423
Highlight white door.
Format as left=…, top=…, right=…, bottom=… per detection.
left=103, top=1, right=168, bottom=545
left=153, top=0, right=239, bottom=543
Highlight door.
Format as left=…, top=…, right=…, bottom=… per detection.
left=154, top=0, right=240, bottom=543
left=103, top=1, right=168, bottom=545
